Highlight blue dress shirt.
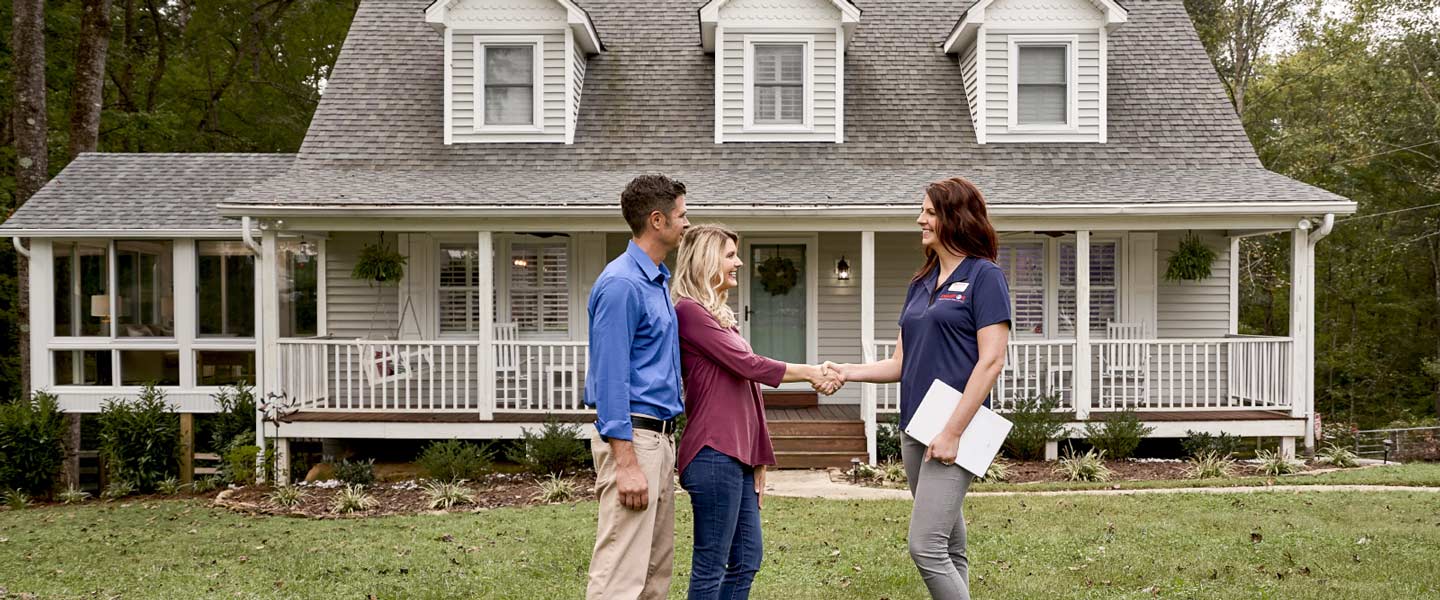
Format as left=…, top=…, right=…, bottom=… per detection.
left=585, top=241, right=685, bottom=440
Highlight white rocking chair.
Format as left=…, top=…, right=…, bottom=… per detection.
left=1100, top=320, right=1151, bottom=408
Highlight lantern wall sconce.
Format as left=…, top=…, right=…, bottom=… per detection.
left=834, top=255, right=851, bottom=281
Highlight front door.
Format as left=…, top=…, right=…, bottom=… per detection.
left=741, top=240, right=811, bottom=365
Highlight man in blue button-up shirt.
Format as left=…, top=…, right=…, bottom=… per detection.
left=585, top=174, right=689, bottom=600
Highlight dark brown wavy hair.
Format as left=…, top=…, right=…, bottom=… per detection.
left=913, top=177, right=999, bottom=283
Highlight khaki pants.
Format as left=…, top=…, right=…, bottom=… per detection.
left=586, top=429, right=677, bottom=600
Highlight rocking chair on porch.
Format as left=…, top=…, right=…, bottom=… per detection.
left=1099, top=320, right=1151, bottom=409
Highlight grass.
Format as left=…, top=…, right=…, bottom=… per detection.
left=970, top=462, right=1440, bottom=493
left=2, top=483, right=1438, bottom=598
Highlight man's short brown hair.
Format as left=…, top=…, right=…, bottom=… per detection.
left=621, top=174, right=687, bottom=235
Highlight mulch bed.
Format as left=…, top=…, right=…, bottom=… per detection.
left=838, top=459, right=1330, bottom=488
left=216, top=472, right=598, bottom=519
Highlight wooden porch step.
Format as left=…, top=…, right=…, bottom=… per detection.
left=771, top=434, right=867, bottom=453
left=768, top=420, right=864, bottom=437
left=774, top=451, right=868, bottom=469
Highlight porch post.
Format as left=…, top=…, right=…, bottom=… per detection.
left=1074, top=230, right=1092, bottom=420
left=27, top=239, right=52, bottom=394
left=1288, top=224, right=1309, bottom=420
left=477, top=231, right=495, bottom=421
left=258, top=228, right=280, bottom=483
left=860, top=231, right=876, bottom=464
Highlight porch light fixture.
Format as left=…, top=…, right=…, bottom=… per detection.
left=296, top=238, right=318, bottom=265
left=834, top=255, right=851, bottom=281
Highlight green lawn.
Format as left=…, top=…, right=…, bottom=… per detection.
left=2, top=484, right=1438, bottom=599
left=969, top=462, right=1440, bottom=493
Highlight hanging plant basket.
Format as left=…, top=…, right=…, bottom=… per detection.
left=757, top=254, right=799, bottom=296
left=351, top=237, right=408, bottom=287
left=1164, top=232, right=1216, bottom=282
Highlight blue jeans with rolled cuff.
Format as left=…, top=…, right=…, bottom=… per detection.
left=679, top=446, right=764, bottom=600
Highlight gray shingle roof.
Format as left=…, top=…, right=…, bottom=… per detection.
left=2, top=153, right=294, bottom=231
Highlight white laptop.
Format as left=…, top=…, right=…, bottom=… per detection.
left=902, top=379, right=1013, bottom=477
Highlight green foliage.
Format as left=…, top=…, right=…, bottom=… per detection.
left=223, top=444, right=262, bottom=486
left=417, top=439, right=493, bottom=483
left=351, top=239, right=407, bottom=285
left=880, top=460, right=907, bottom=484
left=1317, top=444, right=1358, bottom=468
left=876, top=413, right=902, bottom=462
left=1055, top=448, right=1111, bottom=482
left=267, top=486, right=308, bottom=508
left=508, top=419, right=589, bottom=476
left=848, top=462, right=878, bottom=482
left=1082, top=410, right=1155, bottom=459
left=4, top=489, right=32, bottom=510
left=1255, top=449, right=1302, bottom=476
left=1164, top=232, right=1217, bottom=282
left=103, top=480, right=137, bottom=500
left=1181, top=430, right=1244, bottom=459
left=192, top=477, right=220, bottom=494
left=57, top=485, right=90, bottom=504
left=156, top=477, right=186, bottom=495
left=208, top=384, right=256, bottom=454
left=1003, top=395, right=1069, bottom=460
left=423, top=481, right=473, bottom=510
left=0, top=392, right=68, bottom=497
left=533, top=475, right=578, bottom=504
left=980, top=459, right=1011, bottom=483
left=1185, top=451, right=1235, bottom=479
left=330, top=484, right=376, bottom=514
left=333, top=458, right=376, bottom=485
left=98, top=385, right=179, bottom=493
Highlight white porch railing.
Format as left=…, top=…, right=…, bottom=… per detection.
left=868, top=339, right=1078, bottom=413
left=1093, top=337, right=1292, bottom=411
left=276, top=338, right=589, bottom=413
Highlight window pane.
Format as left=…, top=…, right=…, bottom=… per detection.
left=1018, top=85, right=1067, bottom=125
left=115, top=241, right=174, bottom=337
left=1017, top=46, right=1067, bottom=125
left=196, top=350, right=256, bottom=386
left=510, top=242, right=569, bottom=335
left=755, top=45, right=803, bottom=84
left=439, top=244, right=480, bottom=334
left=485, top=86, right=534, bottom=126
left=119, top=350, right=180, bottom=386
left=485, top=46, right=532, bottom=85
left=54, top=350, right=112, bottom=386
left=1059, top=241, right=1118, bottom=335
left=1018, top=46, right=1065, bottom=84
left=997, top=242, right=1046, bottom=335
left=197, top=241, right=255, bottom=338
left=53, top=242, right=109, bottom=337
left=279, top=241, right=320, bottom=338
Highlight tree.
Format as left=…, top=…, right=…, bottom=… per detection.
left=68, top=0, right=112, bottom=158
left=1184, top=0, right=1300, bottom=118
left=10, top=0, right=47, bottom=394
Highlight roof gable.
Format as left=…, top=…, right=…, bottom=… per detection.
left=424, top=0, right=603, bottom=53
left=698, top=0, right=862, bottom=50
left=944, top=0, right=1128, bottom=53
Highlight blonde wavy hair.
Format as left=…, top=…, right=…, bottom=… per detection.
left=672, top=224, right=740, bottom=329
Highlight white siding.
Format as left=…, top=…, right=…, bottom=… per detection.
left=451, top=30, right=568, bottom=143
left=447, top=0, right=566, bottom=24
left=569, top=32, right=588, bottom=136
left=817, top=233, right=859, bottom=403
left=719, top=28, right=840, bottom=142
left=327, top=232, right=399, bottom=339
left=960, top=42, right=981, bottom=136
left=1156, top=231, right=1231, bottom=338
left=983, top=30, right=1103, bottom=142
left=874, top=233, right=923, bottom=344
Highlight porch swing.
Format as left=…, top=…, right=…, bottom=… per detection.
left=361, top=234, right=434, bottom=386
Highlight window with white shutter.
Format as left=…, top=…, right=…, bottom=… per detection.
left=1058, top=240, right=1118, bottom=335
left=753, top=44, right=804, bottom=124
left=508, top=241, right=570, bottom=335
left=474, top=40, right=542, bottom=131
left=1008, top=36, right=1077, bottom=131
left=996, top=242, right=1045, bottom=336
left=438, top=244, right=482, bottom=334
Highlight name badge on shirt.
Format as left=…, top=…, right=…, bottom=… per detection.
left=948, top=282, right=969, bottom=292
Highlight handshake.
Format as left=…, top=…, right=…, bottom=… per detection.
left=806, top=362, right=848, bottom=396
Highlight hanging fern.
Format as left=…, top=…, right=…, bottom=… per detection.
left=351, top=238, right=408, bottom=286
left=1164, top=233, right=1216, bottom=282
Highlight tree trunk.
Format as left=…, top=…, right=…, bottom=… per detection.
left=12, top=0, right=48, bottom=394
left=69, top=0, right=114, bottom=158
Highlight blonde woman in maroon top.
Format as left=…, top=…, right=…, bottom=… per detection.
left=671, top=224, right=840, bottom=600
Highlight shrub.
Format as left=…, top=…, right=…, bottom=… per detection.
left=1004, top=395, right=1068, bottom=460
left=509, top=419, right=588, bottom=476
left=1082, top=410, right=1154, bottom=459
left=1185, top=451, right=1235, bottom=479
left=267, top=486, right=307, bottom=508
left=1181, top=430, right=1243, bottom=459
left=57, top=485, right=90, bottom=504
left=418, top=439, right=494, bottom=482
left=880, top=460, right=907, bottom=484
left=1055, top=448, right=1110, bottom=482
left=207, top=384, right=256, bottom=453
left=222, top=442, right=262, bottom=486
left=333, top=458, right=376, bottom=485
left=157, top=477, right=186, bottom=495
left=192, top=477, right=220, bottom=494
left=1255, top=449, right=1302, bottom=476
left=4, top=489, right=32, bottom=510
left=0, top=392, right=68, bottom=497
left=330, top=484, right=376, bottom=514
left=1317, top=444, right=1359, bottom=468
left=423, top=480, right=473, bottom=509
left=534, top=475, right=578, bottom=503
left=848, top=461, right=879, bottom=482
left=98, top=385, right=179, bottom=492
left=980, top=458, right=1011, bottom=483
left=103, top=479, right=137, bottom=500
left=876, top=413, right=902, bottom=462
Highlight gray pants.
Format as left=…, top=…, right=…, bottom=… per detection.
left=902, top=434, right=975, bottom=600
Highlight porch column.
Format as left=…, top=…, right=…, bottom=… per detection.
left=476, top=231, right=495, bottom=420
left=27, top=239, right=52, bottom=394
left=1288, top=224, right=1310, bottom=421
left=860, top=231, right=876, bottom=463
left=258, top=228, right=280, bottom=483
left=1074, top=230, right=1092, bottom=420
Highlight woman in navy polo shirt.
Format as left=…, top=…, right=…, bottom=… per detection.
left=828, top=177, right=1010, bottom=600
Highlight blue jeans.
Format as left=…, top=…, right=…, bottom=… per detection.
left=680, top=446, right=763, bottom=600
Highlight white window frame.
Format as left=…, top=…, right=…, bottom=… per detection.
left=1007, top=35, right=1079, bottom=133
left=501, top=235, right=576, bottom=341
left=1056, top=235, right=1123, bottom=338
left=473, top=36, right=545, bottom=133
left=742, top=35, right=815, bottom=133
left=996, top=239, right=1047, bottom=339
left=436, top=240, right=485, bottom=338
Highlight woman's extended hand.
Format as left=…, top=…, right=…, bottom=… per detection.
left=924, top=430, right=960, bottom=465
left=809, top=364, right=844, bottom=395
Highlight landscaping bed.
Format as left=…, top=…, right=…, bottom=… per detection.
left=216, top=472, right=598, bottom=518
left=835, top=457, right=1377, bottom=489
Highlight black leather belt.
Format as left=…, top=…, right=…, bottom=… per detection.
left=633, top=415, right=678, bottom=436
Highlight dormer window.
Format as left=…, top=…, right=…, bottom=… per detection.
left=1011, top=37, right=1076, bottom=130
left=746, top=39, right=812, bottom=130
left=477, top=40, right=543, bottom=130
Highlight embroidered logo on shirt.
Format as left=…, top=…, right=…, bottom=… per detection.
left=938, top=292, right=966, bottom=302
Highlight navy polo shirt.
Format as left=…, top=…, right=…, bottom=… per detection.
left=897, top=257, right=1012, bottom=430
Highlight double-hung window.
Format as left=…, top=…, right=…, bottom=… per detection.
left=476, top=39, right=542, bottom=130
left=996, top=241, right=1046, bottom=336
left=1059, top=240, right=1119, bottom=335
left=744, top=37, right=812, bottom=131
left=1009, top=36, right=1077, bottom=130
left=438, top=244, right=483, bottom=335
left=508, top=241, right=570, bottom=336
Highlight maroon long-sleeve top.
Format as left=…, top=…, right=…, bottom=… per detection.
left=674, top=298, right=787, bottom=475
